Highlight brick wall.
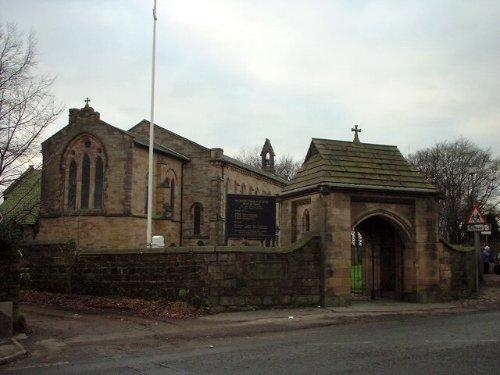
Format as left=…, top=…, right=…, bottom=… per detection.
left=20, top=235, right=322, bottom=310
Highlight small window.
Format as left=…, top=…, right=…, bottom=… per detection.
left=170, top=179, right=175, bottom=212
left=193, top=203, right=202, bottom=236
left=303, top=209, right=310, bottom=233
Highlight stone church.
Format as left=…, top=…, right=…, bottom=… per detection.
left=5, top=100, right=454, bottom=305
left=35, top=101, right=287, bottom=249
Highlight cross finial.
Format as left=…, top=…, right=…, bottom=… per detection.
left=351, top=124, right=361, bottom=143
left=84, top=97, right=91, bottom=107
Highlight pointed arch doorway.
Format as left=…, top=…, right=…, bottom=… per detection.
left=351, top=214, right=410, bottom=300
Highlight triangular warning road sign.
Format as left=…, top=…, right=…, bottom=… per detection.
left=467, top=205, right=486, bottom=225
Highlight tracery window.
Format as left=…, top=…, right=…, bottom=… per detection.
left=63, top=134, right=106, bottom=211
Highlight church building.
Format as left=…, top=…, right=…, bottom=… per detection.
left=35, top=101, right=287, bottom=249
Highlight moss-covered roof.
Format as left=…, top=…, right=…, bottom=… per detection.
left=0, top=167, right=41, bottom=225
left=283, top=138, right=437, bottom=194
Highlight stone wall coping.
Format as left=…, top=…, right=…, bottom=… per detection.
left=439, top=239, right=474, bottom=253
left=21, top=240, right=75, bottom=247
left=79, top=233, right=320, bottom=256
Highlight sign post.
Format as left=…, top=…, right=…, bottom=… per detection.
left=467, top=205, right=486, bottom=294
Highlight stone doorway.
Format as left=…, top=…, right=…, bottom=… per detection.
left=351, top=215, right=407, bottom=300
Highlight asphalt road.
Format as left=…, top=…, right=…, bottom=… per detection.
left=5, top=310, right=500, bottom=374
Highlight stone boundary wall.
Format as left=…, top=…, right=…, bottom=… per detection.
left=438, top=240, right=476, bottom=299
left=19, top=235, right=322, bottom=310
left=0, top=242, right=20, bottom=338
left=19, top=242, right=77, bottom=293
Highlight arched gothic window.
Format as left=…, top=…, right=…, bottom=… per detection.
left=94, top=156, right=104, bottom=209
left=81, top=153, right=90, bottom=209
left=68, top=159, right=77, bottom=210
left=193, top=203, right=203, bottom=236
left=170, top=178, right=175, bottom=211
left=63, top=134, right=106, bottom=211
left=302, top=209, right=310, bottom=233
left=158, top=167, right=177, bottom=218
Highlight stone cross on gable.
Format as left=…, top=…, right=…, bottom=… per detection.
left=84, top=97, right=91, bottom=107
left=351, top=125, right=361, bottom=143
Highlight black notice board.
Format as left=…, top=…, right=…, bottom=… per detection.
left=226, top=194, right=276, bottom=239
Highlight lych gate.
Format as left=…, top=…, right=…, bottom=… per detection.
left=279, top=132, right=441, bottom=306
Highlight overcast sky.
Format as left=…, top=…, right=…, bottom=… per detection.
left=2, top=0, right=499, bottom=160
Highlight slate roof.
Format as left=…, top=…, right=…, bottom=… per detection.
left=132, top=134, right=190, bottom=162
left=222, top=155, right=288, bottom=185
left=130, top=120, right=287, bottom=185
left=283, top=138, right=437, bottom=195
left=0, top=167, right=41, bottom=226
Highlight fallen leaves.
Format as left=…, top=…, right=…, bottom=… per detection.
left=20, top=290, right=203, bottom=320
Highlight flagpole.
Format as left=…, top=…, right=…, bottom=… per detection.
left=146, top=0, right=157, bottom=247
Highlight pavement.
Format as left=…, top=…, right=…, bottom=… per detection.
left=0, top=338, right=27, bottom=366
left=1, top=273, right=499, bottom=372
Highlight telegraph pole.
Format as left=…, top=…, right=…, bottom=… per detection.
left=467, top=204, right=486, bottom=294
left=146, top=0, right=158, bottom=247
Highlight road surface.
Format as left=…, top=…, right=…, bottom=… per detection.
left=5, top=310, right=500, bottom=374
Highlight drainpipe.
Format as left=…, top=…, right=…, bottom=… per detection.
left=179, top=162, right=184, bottom=246
left=221, top=161, right=226, bottom=245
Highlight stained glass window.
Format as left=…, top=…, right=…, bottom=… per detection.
left=94, top=156, right=104, bottom=209
left=81, top=153, right=90, bottom=209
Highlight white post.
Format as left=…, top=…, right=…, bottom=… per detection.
left=146, top=0, right=158, bottom=247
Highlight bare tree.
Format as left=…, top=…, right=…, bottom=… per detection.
left=233, top=146, right=302, bottom=181
left=0, top=23, right=62, bottom=190
left=408, top=138, right=499, bottom=243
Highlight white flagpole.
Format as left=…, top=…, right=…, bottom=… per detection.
left=146, top=0, right=158, bottom=247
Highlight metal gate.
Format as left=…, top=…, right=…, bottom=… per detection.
left=351, top=230, right=372, bottom=298
left=351, top=229, right=403, bottom=300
